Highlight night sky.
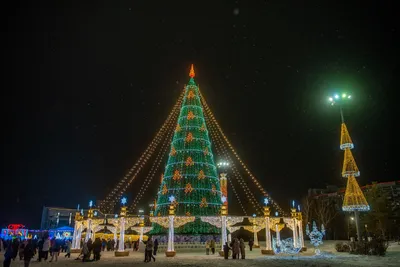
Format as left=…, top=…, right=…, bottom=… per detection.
left=3, top=1, right=396, bottom=228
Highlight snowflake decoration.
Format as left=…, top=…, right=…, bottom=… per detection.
left=264, top=198, right=269, bottom=205
left=170, top=146, right=176, bottom=156
left=198, top=169, right=205, bottom=180
left=121, top=197, right=127, bottom=205
left=187, top=90, right=195, bottom=99
left=185, top=156, right=194, bottom=166
left=173, top=170, right=182, bottom=181
left=187, top=110, right=195, bottom=120
left=162, top=184, right=168, bottom=195
left=184, top=183, right=193, bottom=194
left=200, top=197, right=208, bottom=208
left=185, top=132, right=194, bottom=142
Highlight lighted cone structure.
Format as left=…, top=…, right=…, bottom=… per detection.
left=340, top=122, right=369, bottom=241
left=88, top=65, right=304, bottom=257
left=153, top=64, right=223, bottom=229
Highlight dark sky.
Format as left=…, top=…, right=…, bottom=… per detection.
left=2, top=1, right=397, bottom=228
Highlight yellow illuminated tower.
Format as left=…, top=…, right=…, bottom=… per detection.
left=330, top=93, right=369, bottom=241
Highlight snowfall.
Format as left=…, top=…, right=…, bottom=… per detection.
left=2, top=241, right=400, bottom=267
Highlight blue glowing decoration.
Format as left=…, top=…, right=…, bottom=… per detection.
left=77, top=204, right=80, bottom=211
left=168, top=195, right=176, bottom=203
left=297, top=204, right=301, bottom=211
left=275, top=211, right=279, bottom=217
left=114, top=214, right=118, bottom=218
left=252, top=213, right=256, bottom=217
left=89, top=200, right=93, bottom=208
left=121, top=197, right=127, bottom=205
left=306, top=221, right=325, bottom=255
left=80, top=209, right=84, bottom=215
left=264, top=198, right=269, bottom=205
left=221, top=196, right=227, bottom=203
left=94, top=211, right=98, bottom=216
left=292, top=200, right=295, bottom=208
left=272, top=237, right=301, bottom=254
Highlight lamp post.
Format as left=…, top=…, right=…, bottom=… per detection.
left=85, top=200, right=94, bottom=242
left=165, top=195, right=176, bottom=257
left=219, top=197, right=228, bottom=257
left=261, top=198, right=274, bottom=255
left=115, top=197, right=129, bottom=256
left=327, top=92, right=352, bottom=124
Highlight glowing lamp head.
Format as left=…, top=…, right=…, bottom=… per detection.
left=264, top=198, right=269, bottom=205
left=328, top=97, right=333, bottom=102
left=168, top=195, right=176, bottom=203
left=342, top=93, right=347, bottom=98
left=121, top=197, right=127, bottom=205
left=348, top=95, right=352, bottom=99
left=334, top=94, right=339, bottom=99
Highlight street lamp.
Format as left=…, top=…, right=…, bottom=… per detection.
left=327, top=92, right=352, bottom=123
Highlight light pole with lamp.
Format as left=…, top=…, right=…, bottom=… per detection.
left=328, top=92, right=369, bottom=241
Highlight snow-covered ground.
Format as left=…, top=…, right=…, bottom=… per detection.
left=2, top=241, right=400, bottom=267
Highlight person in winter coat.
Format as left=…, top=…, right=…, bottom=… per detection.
left=145, top=238, right=155, bottom=262
left=36, top=238, right=44, bottom=262
left=81, top=242, right=90, bottom=262
left=205, top=240, right=210, bottom=255
left=153, top=238, right=159, bottom=256
left=49, top=238, right=59, bottom=262
left=11, top=239, right=19, bottom=261
left=64, top=240, right=71, bottom=258
left=223, top=242, right=231, bottom=260
left=210, top=239, right=216, bottom=254
left=248, top=239, right=254, bottom=251
left=42, top=238, right=50, bottom=261
left=232, top=238, right=240, bottom=259
left=92, top=238, right=102, bottom=261
left=239, top=238, right=245, bottom=259
left=4, top=241, right=13, bottom=267
left=23, top=240, right=34, bottom=267
left=18, top=240, right=26, bottom=260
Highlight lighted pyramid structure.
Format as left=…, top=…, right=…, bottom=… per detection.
left=342, top=149, right=360, bottom=177
left=152, top=65, right=223, bottom=234
left=340, top=123, right=354, bottom=149
left=340, top=122, right=369, bottom=212
left=342, top=175, right=370, bottom=211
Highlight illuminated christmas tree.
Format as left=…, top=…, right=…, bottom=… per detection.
left=153, top=65, right=223, bottom=234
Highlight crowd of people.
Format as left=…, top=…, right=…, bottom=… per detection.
left=0, top=236, right=72, bottom=267
left=1, top=236, right=254, bottom=265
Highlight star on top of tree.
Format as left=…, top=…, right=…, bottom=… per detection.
left=264, top=198, right=269, bottom=205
